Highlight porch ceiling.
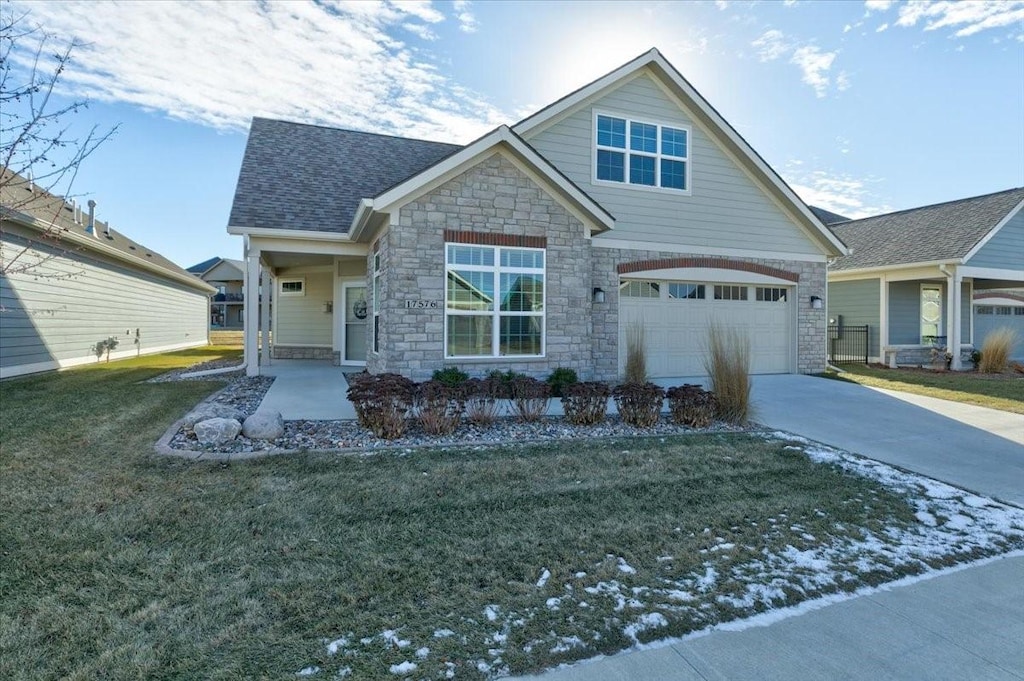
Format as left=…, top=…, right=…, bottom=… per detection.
left=262, top=252, right=334, bottom=269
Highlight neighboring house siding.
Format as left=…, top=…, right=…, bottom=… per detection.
left=827, top=279, right=881, bottom=358
left=966, top=209, right=1024, bottom=270
left=960, top=281, right=971, bottom=344
left=525, top=73, right=821, bottom=255
left=368, top=152, right=592, bottom=381
left=888, top=281, right=921, bottom=344
left=1, top=227, right=208, bottom=376
left=274, top=269, right=332, bottom=347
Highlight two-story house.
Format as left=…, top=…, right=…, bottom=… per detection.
left=187, top=257, right=248, bottom=329
left=226, top=48, right=847, bottom=379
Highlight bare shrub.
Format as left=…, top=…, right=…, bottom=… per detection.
left=612, top=382, right=664, bottom=428
left=666, top=384, right=717, bottom=428
left=979, top=328, right=1018, bottom=373
left=561, top=381, right=611, bottom=426
left=415, top=380, right=467, bottom=436
left=704, top=325, right=751, bottom=424
left=509, top=376, right=551, bottom=422
left=624, top=322, right=647, bottom=384
left=345, top=373, right=415, bottom=439
left=464, top=377, right=504, bottom=425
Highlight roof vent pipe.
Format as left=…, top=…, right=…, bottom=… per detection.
left=87, top=200, right=97, bottom=236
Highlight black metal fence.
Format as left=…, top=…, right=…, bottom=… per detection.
left=828, top=324, right=869, bottom=365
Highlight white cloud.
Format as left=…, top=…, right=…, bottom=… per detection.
left=452, top=0, right=478, bottom=33
left=790, top=46, right=838, bottom=98
left=8, top=0, right=505, bottom=142
left=785, top=167, right=893, bottom=219
left=894, top=0, right=1024, bottom=38
left=864, top=0, right=895, bottom=12
left=751, top=29, right=792, bottom=62
left=876, top=22, right=889, bottom=32
left=835, top=71, right=851, bottom=91
left=715, top=0, right=729, bottom=10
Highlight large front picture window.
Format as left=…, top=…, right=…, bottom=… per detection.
left=595, top=113, right=689, bottom=191
left=445, top=244, right=545, bottom=357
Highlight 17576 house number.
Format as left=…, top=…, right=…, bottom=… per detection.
left=404, top=300, right=439, bottom=309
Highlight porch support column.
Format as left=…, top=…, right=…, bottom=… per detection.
left=879, top=274, right=889, bottom=364
left=260, top=265, right=272, bottom=367
left=945, top=266, right=963, bottom=370
left=244, top=238, right=261, bottom=376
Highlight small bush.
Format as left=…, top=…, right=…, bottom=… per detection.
left=415, top=380, right=467, bottom=435
left=345, top=373, right=415, bottom=439
left=624, top=322, right=647, bottom=384
left=561, top=381, right=610, bottom=425
left=666, top=384, right=717, bottom=428
left=346, top=371, right=373, bottom=427
left=509, top=376, right=551, bottom=422
left=979, top=328, right=1018, bottom=373
left=464, top=377, right=504, bottom=425
left=486, top=369, right=526, bottom=398
left=432, top=366, right=469, bottom=386
left=970, top=349, right=982, bottom=371
left=612, top=382, right=664, bottom=428
left=546, top=367, right=578, bottom=398
left=704, top=325, right=751, bottom=424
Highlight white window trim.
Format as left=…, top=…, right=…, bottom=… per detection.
left=592, top=109, right=692, bottom=196
left=444, top=244, right=546, bottom=359
left=279, top=277, right=305, bottom=297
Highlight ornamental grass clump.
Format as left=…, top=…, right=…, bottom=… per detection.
left=978, top=327, right=1018, bottom=373
left=345, top=373, right=415, bottom=439
left=666, top=384, right=717, bottom=428
left=612, top=382, right=664, bottom=428
left=509, top=376, right=551, bottom=422
left=464, top=377, right=504, bottom=425
left=704, top=325, right=751, bottom=424
left=623, top=322, right=648, bottom=384
left=561, top=381, right=611, bottom=426
left=415, top=380, right=468, bottom=436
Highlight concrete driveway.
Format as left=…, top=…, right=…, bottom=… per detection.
left=750, top=374, right=1024, bottom=506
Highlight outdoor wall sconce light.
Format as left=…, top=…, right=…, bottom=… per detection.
left=810, top=295, right=823, bottom=309
left=593, top=287, right=606, bottom=304
left=323, top=301, right=333, bottom=314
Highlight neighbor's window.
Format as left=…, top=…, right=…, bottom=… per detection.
left=445, top=244, right=545, bottom=357
left=595, top=113, right=689, bottom=191
left=756, top=287, right=788, bottom=302
left=714, top=285, right=748, bottom=301
left=279, top=278, right=305, bottom=296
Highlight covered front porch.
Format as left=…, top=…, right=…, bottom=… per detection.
left=241, top=234, right=369, bottom=376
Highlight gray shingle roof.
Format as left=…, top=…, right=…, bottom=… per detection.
left=809, top=206, right=850, bottom=225
left=187, top=256, right=221, bottom=273
left=829, top=188, right=1024, bottom=271
left=228, top=118, right=462, bottom=233
left=1, top=171, right=211, bottom=291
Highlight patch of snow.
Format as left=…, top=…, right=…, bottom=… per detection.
left=326, top=637, right=349, bottom=655
left=381, top=630, right=411, bottom=648
left=915, top=511, right=937, bottom=527
left=624, top=612, right=668, bottom=642
left=433, top=628, right=455, bottom=639
left=296, top=667, right=320, bottom=677
left=550, top=635, right=585, bottom=653
left=443, top=662, right=456, bottom=679
left=415, top=646, right=429, bottom=659
left=388, top=661, right=416, bottom=675
left=537, top=568, right=551, bottom=588
left=710, top=543, right=735, bottom=552
left=617, top=557, right=637, bottom=574
left=695, top=567, right=718, bottom=591
left=574, top=571, right=587, bottom=578
left=337, top=668, right=352, bottom=678
left=656, top=555, right=673, bottom=562
left=546, top=597, right=562, bottom=610
left=484, top=604, right=500, bottom=622
left=492, top=631, right=507, bottom=644
left=944, top=514, right=974, bottom=531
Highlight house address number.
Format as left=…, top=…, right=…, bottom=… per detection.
left=404, top=300, right=439, bottom=309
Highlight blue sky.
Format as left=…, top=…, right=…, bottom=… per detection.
left=7, top=0, right=1023, bottom=270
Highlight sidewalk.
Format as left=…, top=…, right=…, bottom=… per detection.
left=515, top=553, right=1024, bottom=680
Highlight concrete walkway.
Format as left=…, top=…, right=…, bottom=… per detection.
left=255, top=360, right=356, bottom=420
left=517, top=554, right=1024, bottom=681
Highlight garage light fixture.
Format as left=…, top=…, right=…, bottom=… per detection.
left=593, top=287, right=606, bottom=304
left=810, top=295, right=823, bottom=309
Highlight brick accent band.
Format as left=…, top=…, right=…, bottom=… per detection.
left=617, top=257, right=800, bottom=282
left=974, top=291, right=1024, bottom=303
left=444, top=229, right=547, bottom=249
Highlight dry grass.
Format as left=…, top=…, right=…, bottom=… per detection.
left=704, top=324, right=752, bottom=424
left=979, top=328, right=1019, bottom=373
left=624, top=322, right=648, bottom=384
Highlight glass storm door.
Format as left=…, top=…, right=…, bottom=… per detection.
left=921, top=285, right=942, bottom=343
left=344, top=283, right=368, bottom=363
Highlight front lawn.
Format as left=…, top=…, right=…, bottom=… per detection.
left=2, top=352, right=1022, bottom=679
left=824, top=363, right=1024, bottom=415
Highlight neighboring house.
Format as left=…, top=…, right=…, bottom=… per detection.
left=972, top=289, right=1024, bottom=362
left=227, top=48, right=847, bottom=379
left=827, top=188, right=1024, bottom=369
left=187, top=256, right=252, bottom=329
left=1, top=172, right=215, bottom=379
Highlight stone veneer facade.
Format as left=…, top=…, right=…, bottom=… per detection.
left=365, top=152, right=829, bottom=381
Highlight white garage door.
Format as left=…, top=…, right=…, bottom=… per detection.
left=619, top=279, right=794, bottom=377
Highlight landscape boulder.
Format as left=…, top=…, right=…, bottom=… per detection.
left=242, top=411, right=285, bottom=440
left=194, top=417, right=242, bottom=445
left=181, top=404, right=245, bottom=430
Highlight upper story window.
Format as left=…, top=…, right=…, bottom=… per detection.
left=595, top=113, right=689, bottom=192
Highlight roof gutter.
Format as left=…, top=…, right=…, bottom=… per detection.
left=347, top=198, right=376, bottom=242
left=227, top=225, right=355, bottom=241
left=829, top=258, right=963, bottom=277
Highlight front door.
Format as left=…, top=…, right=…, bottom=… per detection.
left=343, top=283, right=368, bottom=364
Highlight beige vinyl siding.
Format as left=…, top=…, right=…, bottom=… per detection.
left=966, top=209, right=1024, bottom=270
left=827, top=279, right=881, bottom=357
left=274, top=268, right=332, bottom=346
left=1, top=226, right=208, bottom=374
left=203, top=260, right=244, bottom=282
left=525, top=73, right=821, bottom=255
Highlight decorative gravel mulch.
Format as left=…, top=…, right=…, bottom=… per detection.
left=146, top=357, right=247, bottom=383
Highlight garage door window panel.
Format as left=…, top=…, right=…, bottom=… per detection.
left=621, top=281, right=661, bottom=298
left=756, top=287, right=787, bottom=302
left=668, top=283, right=704, bottom=300
left=714, top=285, right=748, bottom=301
